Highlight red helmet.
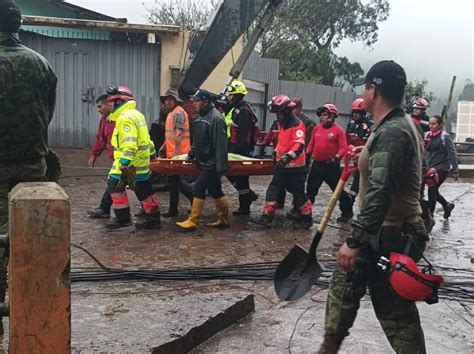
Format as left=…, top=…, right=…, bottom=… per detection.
left=413, top=97, right=429, bottom=109
left=351, top=98, right=365, bottom=111
left=317, top=103, right=339, bottom=118
left=268, top=95, right=296, bottom=113
left=423, top=167, right=439, bottom=187
left=107, top=85, right=134, bottom=102
left=380, top=252, right=444, bottom=303
left=291, top=97, right=303, bottom=107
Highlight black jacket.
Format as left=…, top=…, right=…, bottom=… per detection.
left=190, top=104, right=228, bottom=175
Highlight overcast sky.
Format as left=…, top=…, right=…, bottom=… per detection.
left=71, top=0, right=473, bottom=98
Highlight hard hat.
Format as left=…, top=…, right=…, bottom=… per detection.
left=351, top=98, right=365, bottom=111
left=413, top=97, right=429, bottom=109
left=291, top=98, right=303, bottom=107
left=317, top=103, right=339, bottom=118
left=227, top=80, right=248, bottom=96
left=379, top=252, right=444, bottom=303
left=107, top=86, right=134, bottom=102
left=268, top=94, right=296, bottom=113
left=423, top=167, right=440, bottom=187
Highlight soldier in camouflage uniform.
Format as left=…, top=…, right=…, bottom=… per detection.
left=0, top=0, right=57, bottom=234
left=318, top=61, right=429, bottom=353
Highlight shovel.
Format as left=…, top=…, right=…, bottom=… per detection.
left=274, top=148, right=358, bottom=301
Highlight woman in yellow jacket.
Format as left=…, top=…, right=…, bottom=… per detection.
left=105, top=86, right=161, bottom=229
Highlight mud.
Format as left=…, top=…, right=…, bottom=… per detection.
left=0, top=148, right=472, bottom=352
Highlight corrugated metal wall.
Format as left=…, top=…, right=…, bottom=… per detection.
left=21, top=32, right=161, bottom=148
left=243, top=52, right=356, bottom=131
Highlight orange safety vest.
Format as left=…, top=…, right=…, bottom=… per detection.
left=165, top=105, right=191, bottom=158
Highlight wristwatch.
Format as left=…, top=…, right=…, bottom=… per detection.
left=346, top=236, right=361, bottom=249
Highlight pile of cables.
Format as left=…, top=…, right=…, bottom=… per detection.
left=71, top=244, right=474, bottom=303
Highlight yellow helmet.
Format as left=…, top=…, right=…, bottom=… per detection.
left=227, top=80, right=248, bottom=95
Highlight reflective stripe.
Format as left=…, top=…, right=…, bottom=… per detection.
left=123, top=151, right=135, bottom=157
left=294, top=138, right=305, bottom=144
left=122, top=137, right=137, bottom=142
left=141, top=194, right=160, bottom=211
left=111, top=192, right=130, bottom=209
left=288, top=151, right=296, bottom=158
left=138, top=145, right=149, bottom=151
left=135, top=166, right=150, bottom=172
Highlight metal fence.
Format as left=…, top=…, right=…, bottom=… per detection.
left=243, top=51, right=356, bottom=131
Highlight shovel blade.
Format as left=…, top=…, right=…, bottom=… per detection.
left=274, top=244, right=323, bottom=301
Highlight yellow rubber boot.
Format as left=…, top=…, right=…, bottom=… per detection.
left=176, top=198, right=205, bottom=231
left=207, top=196, right=230, bottom=228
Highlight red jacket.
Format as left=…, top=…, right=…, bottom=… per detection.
left=276, top=116, right=306, bottom=168
left=90, top=116, right=115, bottom=160
left=306, top=123, right=347, bottom=162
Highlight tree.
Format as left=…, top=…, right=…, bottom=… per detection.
left=144, top=0, right=217, bottom=31
left=403, top=79, right=436, bottom=113
left=259, top=0, right=390, bottom=87
left=459, top=79, right=474, bottom=101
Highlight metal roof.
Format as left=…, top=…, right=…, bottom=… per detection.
left=22, top=16, right=181, bottom=34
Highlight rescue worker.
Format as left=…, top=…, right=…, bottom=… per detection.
left=0, top=0, right=57, bottom=234
left=158, top=87, right=193, bottom=217
left=105, top=86, right=161, bottom=230
left=411, top=97, right=434, bottom=231
left=225, top=80, right=259, bottom=215
left=0, top=0, right=57, bottom=334
left=176, top=89, right=229, bottom=231
left=318, top=60, right=429, bottom=353
left=425, top=115, right=459, bottom=218
left=345, top=98, right=373, bottom=204
left=259, top=119, right=286, bottom=208
left=251, top=95, right=313, bottom=229
left=87, top=94, right=116, bottom=218
left=292, top=98, right=315, bottom=147
left=412, top=97, right=430, bottom=135
left=306, top=104, right=354, bottom=223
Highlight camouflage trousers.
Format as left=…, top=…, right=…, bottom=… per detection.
left=324, top=223, right=427, bottom=354
left=0, top=158, right=47, bottom=234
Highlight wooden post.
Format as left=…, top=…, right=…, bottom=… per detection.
left=8, top=182, right=71, bottom=353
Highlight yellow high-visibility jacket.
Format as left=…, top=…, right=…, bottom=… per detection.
left=108, top=100, right=155, bottom=181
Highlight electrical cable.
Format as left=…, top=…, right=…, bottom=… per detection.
left=70, top=244, right=474, bottom=303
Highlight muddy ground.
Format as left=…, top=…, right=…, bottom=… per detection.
left=1, top=149, right=473, bottom=353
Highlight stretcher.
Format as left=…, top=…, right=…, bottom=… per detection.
left=150, top=154, right=275, bottom=176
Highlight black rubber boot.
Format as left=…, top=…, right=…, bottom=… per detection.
left=105, top=208, right=132, bottom=229
left=293, top=215, right=313, bottom=229
left=87, top=207, right=110, bottom=219
left=135, top=208, right=161, bottom=229
left=233, top=194, right=252, bottom=215
left=250, top=214, right=273, bottom=228
left=286, top=208, right=301, bottom=221
left=443, top=202, right=455, bottom=219
left=317, top=334, right=346, bottom=354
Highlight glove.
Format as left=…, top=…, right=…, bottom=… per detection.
left=115, top=181, right=127, bottom=193
left=187, top=152, right=195, bottom=161
left=128, top=166, right=136, bottom=191
left=277, top=154, right=292, bottom=168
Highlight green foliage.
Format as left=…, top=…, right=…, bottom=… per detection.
left=403, top=79, right=436, bottom=112
left=260, top=0, right=389, bottom=87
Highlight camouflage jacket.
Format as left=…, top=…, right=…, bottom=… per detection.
left=0, top=32, right=57, bottom=163
left=352, top=107, right=423, bottom=243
